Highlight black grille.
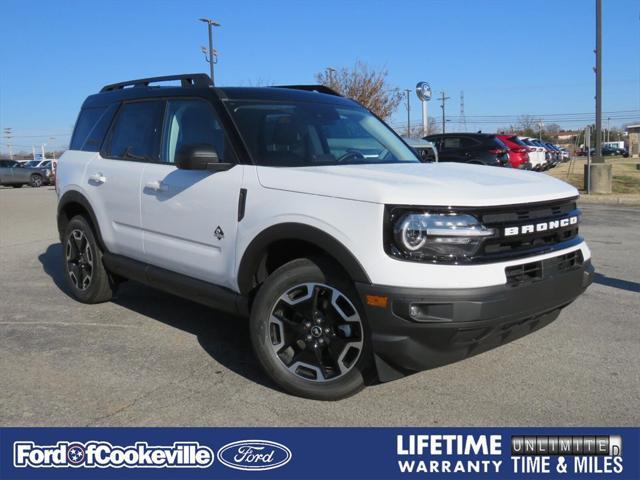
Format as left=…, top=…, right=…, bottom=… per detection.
left=477, top=198, right=580, bottom=261
left=506, top=250, right=584, bottom=286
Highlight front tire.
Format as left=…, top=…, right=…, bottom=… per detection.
left=63, top=215, right=114, bottom=303
left=250, top=257, right=370, bottom=400
left=30, top=174, right=43, bottom=188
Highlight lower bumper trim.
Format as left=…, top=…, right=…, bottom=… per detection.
left=356, top=260, right=593, bottom=381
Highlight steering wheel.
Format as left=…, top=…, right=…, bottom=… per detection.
left=336, top=150, right=366, bottom=163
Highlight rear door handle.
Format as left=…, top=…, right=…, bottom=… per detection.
left=145, top=180, right=168, bottom=193
left=89, top=173, right=106, bottom=184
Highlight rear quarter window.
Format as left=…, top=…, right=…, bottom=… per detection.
left=70, top=104, right=118, bottom=152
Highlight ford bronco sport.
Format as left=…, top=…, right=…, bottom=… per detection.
left=57, top=74, right=593, bottom=400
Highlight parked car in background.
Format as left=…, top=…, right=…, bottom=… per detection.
left=423, top=133, right=510, bottom=167
left=24, top=159, right=50, bottom=168
left=496, top=135, right=531, bottom=169
left=559, top=148, right=570, bottom=161
left=402, top=137, right=438, bottom=163
left=22, top=159, right=54, bottom=184
left=0, top=159, right=48, bottom=187
left=519, top=137, right=548, bottom=170
left=543, top=142, right=562, bottom=167
left=602, top=146, right=629, bottom=157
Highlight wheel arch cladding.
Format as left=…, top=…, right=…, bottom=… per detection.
left=237, top=223, right=371, bottom=294
left=57, top=191, right=104, bottom=249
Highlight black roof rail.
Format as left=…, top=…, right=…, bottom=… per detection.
left=272, top=85, right=342, bottom=97
left=100, top=74, right=212, bottom=93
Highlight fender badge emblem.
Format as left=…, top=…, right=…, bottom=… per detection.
left=214, top=226, right=224, bottom=240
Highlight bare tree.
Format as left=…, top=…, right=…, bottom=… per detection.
left=315, top=62, right=403, bottom=120
left=400, top=118, right=438, bottom=139
left=515, top=114, right=542, bottom=131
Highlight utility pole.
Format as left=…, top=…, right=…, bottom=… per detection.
left=326, top=67, right=336, bottom=87
left=199, top=18, right=220, bottom=84
left=3, top=127, right=12, bottom=160
left=586, top=0, right=611, bottom=193
left=607, top=117, right=610, bottom=142
left=32, top=146, right=36, bottom=161
left=439, top=91, right=450, bottom=134
left=404, top=89, right=411, bottom=137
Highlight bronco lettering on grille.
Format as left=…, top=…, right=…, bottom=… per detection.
left=504, top=215, right=578, bottom=237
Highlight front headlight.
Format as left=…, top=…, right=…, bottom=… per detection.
left=390, top=212, right=495, bottom=262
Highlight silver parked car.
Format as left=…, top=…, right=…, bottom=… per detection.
left=0, top=159, right=49, bottom=187
left=402, top=137, right=439, bottom=162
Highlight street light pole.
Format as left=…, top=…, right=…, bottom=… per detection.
left=585, top=0, right=611, bottom=193
left=594, top=0, right=602, bottom=164
left=199, top=18, right=220, bottom=84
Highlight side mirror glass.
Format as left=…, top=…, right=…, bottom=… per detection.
left=175, top=144, right=220, bottom=170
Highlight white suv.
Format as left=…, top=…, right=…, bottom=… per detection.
left=56, top=74, right=593, bottom=400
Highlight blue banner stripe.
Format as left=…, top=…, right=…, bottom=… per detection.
left=1, top=428, right=638, bottom=479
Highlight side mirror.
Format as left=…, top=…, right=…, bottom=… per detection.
left=175, top=144, right=220, bottom=170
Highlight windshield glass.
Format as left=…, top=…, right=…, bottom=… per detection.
left=226, top=101, right=419, bottom=167
left=24, top=160, right=39, bottom=167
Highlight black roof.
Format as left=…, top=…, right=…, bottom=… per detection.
left=82, top=74, right=356, bottom=109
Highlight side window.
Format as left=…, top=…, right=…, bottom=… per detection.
left=162, top=99, right=236, bottom=164
left=442, top=137, right=462, bottom=150
left=105, top=101, right=163, bottom=162
left=81, top=104, right=118, bottom=152
left=70, top=107, right=103, bottom=150
left=459, top=137, right=478, bottom=148
left=0, top=160, right=7, bottom=167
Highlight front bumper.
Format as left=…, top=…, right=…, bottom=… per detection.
left=356, top=259, right=594, bottom=381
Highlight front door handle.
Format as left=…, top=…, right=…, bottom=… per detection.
left=89, top=173, right=106, bottom=184
left=144, top=180, right=168, bottom=193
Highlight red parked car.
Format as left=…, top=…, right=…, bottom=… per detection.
left=497, top=135, right=532, bottom=169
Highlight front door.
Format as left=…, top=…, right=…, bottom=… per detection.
left=140, top=98, right=243, bottom=289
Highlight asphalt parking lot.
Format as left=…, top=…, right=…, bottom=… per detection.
left=1, top=186, right=638, bottom=427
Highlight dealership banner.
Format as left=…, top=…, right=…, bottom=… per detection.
left=0, top=427, right=637, bottom=479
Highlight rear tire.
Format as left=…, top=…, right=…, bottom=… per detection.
left=63, top=215, right=114, bottom=303
left=250, top=257, right=371, bottom=400
left=30, top=174, right=43, bottom=188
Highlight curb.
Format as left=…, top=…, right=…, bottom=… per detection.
left=578, top=195, right=640, bottom=207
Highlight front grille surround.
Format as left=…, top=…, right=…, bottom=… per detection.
left=385, top=197, right=581, bottom=264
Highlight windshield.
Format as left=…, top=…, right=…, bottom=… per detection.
left=226, top=101, right=419, bottom=167
left=24, top=160, right=39, bottom=167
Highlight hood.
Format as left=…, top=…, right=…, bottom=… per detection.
left=256, top=162, right=578, bottom=207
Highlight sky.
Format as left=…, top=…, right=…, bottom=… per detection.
left=1, top=0, right=639, bottom=153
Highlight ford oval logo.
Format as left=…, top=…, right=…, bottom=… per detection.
left=217, top=440, right=292, bottom=471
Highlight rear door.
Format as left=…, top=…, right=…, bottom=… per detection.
left=439, top=136, right=469, bottom=163
left=88, top=100, right=164, bottom=260
left=140, top=98, right=244, bottom=288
